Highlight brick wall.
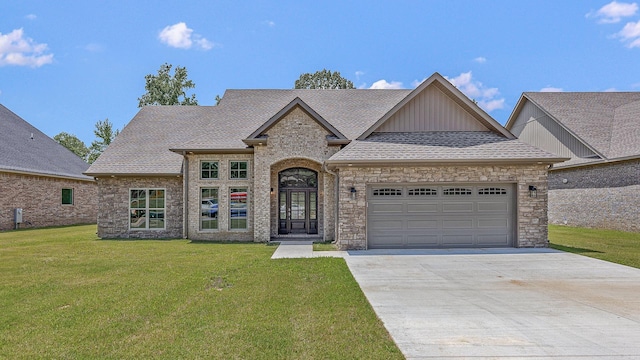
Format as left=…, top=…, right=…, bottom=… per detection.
left=335, top=164, right=550, bottom=250
left=548, top=159, right=639, bottom=232
left=0, top=171, right=97, bottom=231
left=95, top=176, right=183, bottom=239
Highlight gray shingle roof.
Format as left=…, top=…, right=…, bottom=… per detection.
left=327, top=132, right=566, bottom=164
left=524, top=92, right=640, bottom=160
left=0, top=104, right=92, bottom=180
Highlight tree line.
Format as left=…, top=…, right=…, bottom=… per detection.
left=56, top=65, right=354, bottom=163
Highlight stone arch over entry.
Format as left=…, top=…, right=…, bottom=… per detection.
left=269, top=158, right=324, bottom=237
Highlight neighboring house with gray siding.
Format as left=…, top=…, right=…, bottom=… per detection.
left=506, top=92, right=640, bottom=233
left=85, top=73, right=565, bottom=249
left=0, top=104, right=97, bottom=230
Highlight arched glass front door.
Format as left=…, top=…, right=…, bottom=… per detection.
left=278, top=168, right=318, bottom=234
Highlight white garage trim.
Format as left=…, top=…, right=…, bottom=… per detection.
left=366, top=183, right=516, bottom=249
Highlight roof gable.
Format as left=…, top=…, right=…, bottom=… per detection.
left=358, top=73, right=515, bottom=140
left=243, top=97, right=348, bottom=146
left=0, top=104, right=91, bottom=180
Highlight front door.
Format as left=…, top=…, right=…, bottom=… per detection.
left=278, top=168, right=318, bottom=234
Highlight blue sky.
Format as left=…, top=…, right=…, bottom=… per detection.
left=2, top=1, right=640, bottom=145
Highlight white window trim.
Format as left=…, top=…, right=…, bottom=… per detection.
left=129, top=188, right=166, bottom=231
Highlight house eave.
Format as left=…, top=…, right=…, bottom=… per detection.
left=84, top=172, right=184, bottom=178
left=1, top=168, right=95, bottom=182
left=551, top=154, right=640, bottom=171
left=325, top=157, right=569, bottom=169
left=169, top=148, right=255, bottom=154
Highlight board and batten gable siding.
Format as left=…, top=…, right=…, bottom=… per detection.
left=376, top=85, right=490, bottom=132
left=509, top=100, right=597, bottom=160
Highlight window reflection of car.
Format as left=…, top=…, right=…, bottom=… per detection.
left=201, top=200, right=219, bottom=218
left=230, top=201, right=247, bottom=218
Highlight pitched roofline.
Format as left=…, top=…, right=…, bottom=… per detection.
left=325, top=157, right=569, bottom=168
left=243, top=97, right=348, bottom=145
left=507, top=93, right=607, bottom=160
left=551, top=154, right=640, bottom=170
left=1, top=168, right=95, bottom=182
left=169, top=148, right=255, bottom=154
left=84, top=172, right=183, bottom=178
left=357, top=72, right=516, bottom=140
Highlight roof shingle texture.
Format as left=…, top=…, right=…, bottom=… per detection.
left=0, top=104, right=91, bottom=180
left=525, top=92, right=640, bottom=160
left=328, top=132, right=564, bottom=162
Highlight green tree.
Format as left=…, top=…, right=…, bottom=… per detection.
left=138, top=63, right=198, bottom=107
left=53, top=132, right=90, bottom=161
left=294, top=69, right=355, bottom=89
left=88, top=119, right=119, bottom=164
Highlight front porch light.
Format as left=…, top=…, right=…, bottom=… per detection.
left=350, top=187, right=357, bottom=199
left=528, top=185, right=537, bottom=198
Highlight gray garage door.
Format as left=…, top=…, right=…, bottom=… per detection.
left=367, top=184, right=515, bottom=249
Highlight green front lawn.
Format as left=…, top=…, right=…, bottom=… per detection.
left=549, top=225, right=640, bottom=269
left=0, top=225, right=402, bottom=359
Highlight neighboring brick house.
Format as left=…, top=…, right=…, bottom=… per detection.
left=0, top=104, right=97, bottom=230
left=506, top=92, right=640, bottom=233
left=85, top=73, right=565, bottom=249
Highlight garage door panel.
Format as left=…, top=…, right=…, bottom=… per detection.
left=407, top=234, right=439, bottom=246
left=407, top=203, right=438, bottom=213
left=477, top=218, right=508, bottom=228
left=442, top=234, right=474, bottom=246
left=407, top=219, right=438, bottom=229
left=478, top=202, right=508, bottom=212
left=477, top=234, right=509, bottom=246
left=369, top=234, right=404, bottom=248
left=443, top=219, right=473, bottom=229
left=442, top=202, right=474, bottom=212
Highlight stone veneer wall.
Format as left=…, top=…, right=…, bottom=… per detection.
left=253, top=107, right=340, bottom=242
left=186, top=153, right=254, bottom=241
left=0, top=172, right=97, bottom=231
left=95, top=176, right=182, bottom=239
left=335, top=164, right=550, bottom=250
left=548, top=159, right=639, bottom=232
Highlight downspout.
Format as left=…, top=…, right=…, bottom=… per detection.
left=183, top=152, right=189, bottom=239
left=322, top=162, right=339, bottom=244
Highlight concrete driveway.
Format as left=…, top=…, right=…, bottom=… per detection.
left=345, top=248, right=640, bottom=359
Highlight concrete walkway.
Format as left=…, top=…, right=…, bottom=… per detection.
left=271, top=243, right=640, bottom=359
left=270, top=240, right=348, bottom=259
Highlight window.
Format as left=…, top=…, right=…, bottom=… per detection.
left=200, top=188, right=218, bottom=230
left=372, top=188, right=403, bottom=196
left=443, top=188, right=472, bottom=196
left=130, top=189, right=165, bottom=230
left=478, top=187, right=507, bottom=195
left=229, top=187, right=248, bottom=230
left=230, top=161, right=248, bottom=179
left=408, top=188, right=437, bottom=196
left=201, top=161, right=219, bottom=179
left=62, top=188, right=73, bottom=205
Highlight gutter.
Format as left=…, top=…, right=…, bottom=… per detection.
left=325, top=157, right=570, bottom=168
left=2, top=168, right=95, bottom=182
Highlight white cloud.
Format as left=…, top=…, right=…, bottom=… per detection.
left=604, top=87, right=618, bottom=91
left=369, top=79, right=404, bottom=89
left=0, top=28, right=53, bottom=67
left=588, top=1, right=638, bottom=23
left=473, top=56, right=487, bottom=63
left=262, top=20, right=275, bottom=27
left=540, top=87, right=563, bottom=92
left=158, top=22, right=214, bottom=50
left=445, top=71, right=505, bottom=112
left=84, top=43, right=104, bottom=52
left=25, top=14, right=37, bottom=20
left=355, top=70, right=364, bottom=78
left=616, top=20, right=640, bottom=47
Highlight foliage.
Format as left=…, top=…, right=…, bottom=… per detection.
left=294, top=69, right=355, bottom=89
left=215, top=94, right=222, bottom=105
left=88, top=118, right=119, bottom=164
left=549, top=225, right=640, bottom=269
left=0, top=225, right=402, bottom=359
left=138, top=63, right=198, bottom=107
left=53, top=132, right=89, bottom=161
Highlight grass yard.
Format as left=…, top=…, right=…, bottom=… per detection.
left=549, top=225, right=640, bottom=269
left=0, top=225, right=402, bottom=359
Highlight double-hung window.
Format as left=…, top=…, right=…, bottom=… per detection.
left=130, top=189, right=165, bottom=230
left=200, top=188, right=219, bottom=230
left=229, top=187, right=248, bottom=230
